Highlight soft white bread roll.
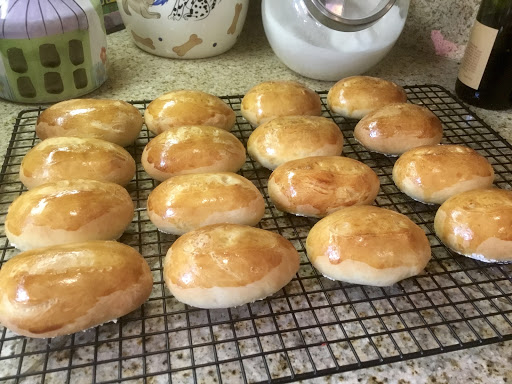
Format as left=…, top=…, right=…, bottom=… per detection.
left=327, top=76, right=407, bottom=119
left=147, top=172, right=265, bottom=235
left=306, top=206, right=432, bottom=286
left=5, top=179, right=134, bottom=251
left=0, top=241, right=153, bottom=338
left=434, top=188, right=512, bottom=263
left=144, top=90, right=236, bottom=135
left=241, top=81, right=322, bottom=126
left=36, top=99, right=143, bottom=147
left=268, top=156, right=380, bottom=218
left=247, top=116, right=344, bottom=170
left=19, top=136, right=136, bottom=189
left=163, top=224, right=300, bottom=308
left=393, top=144, right=494, bottom=204
left=141, top=125, right=246, bottom=181
left=354, top=103, right=443, bottom=156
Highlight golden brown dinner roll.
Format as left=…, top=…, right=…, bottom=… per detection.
left=327, top=76, right=407, bottom=119
left=393, top=144, right=495, bottom=204
left=147, top=172, right=265, bottom=235
left=0, top=241, right=152, bottom=338
left=241, top=81, right=322, bottom=126
left=19, top=136, right=136, bottom=189
left=144, top=90, right=236, bottom=135
left=434, top=188, right=512, bottom=262
left=5, top=179, right=134, bottom=251
left=141, top=125, right=246, bottom=181
left=36, top=99, right=143, bottom=147
left=163, top=224, right=300, bottom=308
left=268, top=156, right=380, bottom=218
left=306, top=206, right=431, bottom=286
left=354, top=103, right=443, bottom=155
left=247, top=116, right=344, bottom=170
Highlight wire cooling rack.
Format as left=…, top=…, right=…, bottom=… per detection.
left=0, top=85, right=512, bottom=384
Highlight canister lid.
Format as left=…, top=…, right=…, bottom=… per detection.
left=0, top=0, right=90, bottom=39
left=304, top=0, right=397, bottom=32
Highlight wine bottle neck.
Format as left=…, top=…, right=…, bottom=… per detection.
left=477, top=0, right=512, bottom=28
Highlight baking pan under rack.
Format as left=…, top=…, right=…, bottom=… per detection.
left=1, top=85, right=512, bottom=384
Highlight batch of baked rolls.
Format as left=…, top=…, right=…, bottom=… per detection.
left=1, top=76, right=510, bottom=339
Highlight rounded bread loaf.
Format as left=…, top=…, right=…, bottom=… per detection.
left=354, top=103, right=443, bottom=155
left=0, top=241, right=153, bottom=338
left=241, top=81, right=322, bottom=126
left=19, top=136, right=136, bottom=189
left=5, top=179, right=134, bottom=251
left=393, top=144, right=495, bottom=204
left=327, top=76, right=407, bottom=119
left=306, top=206, right=432, bottom=286
left=247, top=115, right=344, bottom=170
left=147, top=172, right=265, bottom=235
left=268, top=156, right=380, bottom=217
left=141, top=125, right=246, bottom=181
left=144, top=90, right=236, bottom=135
left=163, top=224, right=300, bottom=308
left=35, top=98, right=143, bottom=147
left=434, top=188, right=512, bottom=262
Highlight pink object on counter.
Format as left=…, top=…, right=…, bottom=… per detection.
left=431, top=30, right=460, bottom=57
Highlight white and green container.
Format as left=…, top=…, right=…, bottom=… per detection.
left=0, top=0, right=108, bottom=103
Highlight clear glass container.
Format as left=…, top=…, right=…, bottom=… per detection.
left=262, top=0, right=410, bottom=81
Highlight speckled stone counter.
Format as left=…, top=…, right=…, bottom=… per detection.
left=0, top=1, right=511, bottom=383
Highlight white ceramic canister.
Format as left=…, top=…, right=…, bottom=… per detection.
left=117, top=0, right=249, bottom=59
left=0, top=0, right=108, bottom=103
left=262, top=0, right=410, bottom=81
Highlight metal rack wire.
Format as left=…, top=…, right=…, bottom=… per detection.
left=0, top=85, right=511, bottom=384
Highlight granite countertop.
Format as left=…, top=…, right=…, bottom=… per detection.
left=0, top=1, right=511, bottom=383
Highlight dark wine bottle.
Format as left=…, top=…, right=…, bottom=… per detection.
left=455, top=0, right=512, bottom=110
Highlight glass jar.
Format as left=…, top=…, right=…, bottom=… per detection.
left=262, top=0, right=410, bottom=81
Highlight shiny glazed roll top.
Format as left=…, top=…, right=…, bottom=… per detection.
left=141, top=125, right=246, bottom=181
left=36, top=99, right=143, bottom=147
left=434, top=188, right=512, bottom=262
left=306, top=206, right=432, bottom=286
left=393, top=144, right=495, bottom=204
left=268, top=156, right=380, bottom=217
left=147, top=172, right=265, bottom=235
left=354, top=103, right=443, bottom=156
left=327, top=76, right=407, bottom=119
left=144, top=90, right=236, bottom=135
left=5, top=179, right=134, bottom=251
left=163, top=224, right=300, bottom=308
left=247, top=115, right=344, bottom=170
left=19, top=136, right=136, bottom=189
left=241, top=81, right=322, bottom=126
left=0, top=241, right=153, bottom=338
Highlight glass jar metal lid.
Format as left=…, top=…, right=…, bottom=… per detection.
left=304, top=0, right=397, bottom=31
